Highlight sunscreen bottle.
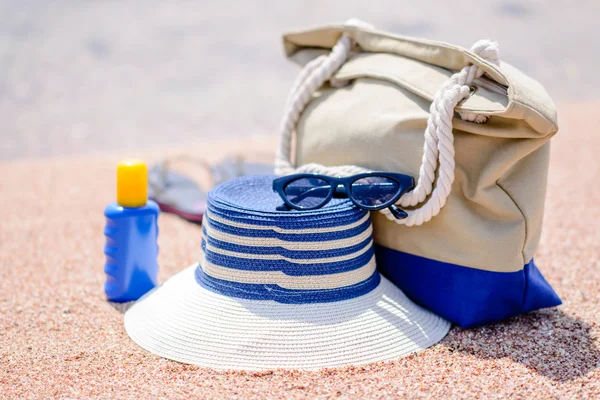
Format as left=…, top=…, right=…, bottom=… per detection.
left=103, top=160, right=159, bottom=302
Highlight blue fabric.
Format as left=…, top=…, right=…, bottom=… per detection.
left=195, top=175, right=380, bottom=304
left=195, top=267, right=381, bottom=304
left=522, top=259, right=563, bottom=313
left=374, top=245, right=562, bottom=328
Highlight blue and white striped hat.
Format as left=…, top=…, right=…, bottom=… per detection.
left=125, top=175, right=449, bottom=370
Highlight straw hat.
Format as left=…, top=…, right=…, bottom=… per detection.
left=125, top=175, right=450, bottom=370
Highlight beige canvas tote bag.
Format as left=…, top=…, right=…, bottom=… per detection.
left=274, top=20, right=561, bottom=328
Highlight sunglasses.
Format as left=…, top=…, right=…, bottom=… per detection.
left=272, top=172, right=414, bottom=219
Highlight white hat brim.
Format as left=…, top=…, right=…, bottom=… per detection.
left=125, top=264, right=450, bottom=370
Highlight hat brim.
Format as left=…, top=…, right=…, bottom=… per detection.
left=125, top=264, right=450, bottom=370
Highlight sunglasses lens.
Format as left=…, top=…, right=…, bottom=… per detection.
left=284, top=178, right=331, bottom=209
left=350, top=176, right=400, bottom=208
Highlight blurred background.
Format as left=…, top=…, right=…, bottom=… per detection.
left=1, top=0, right=598, bottom=161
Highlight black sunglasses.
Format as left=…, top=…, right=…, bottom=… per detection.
left=272, top=172, right=414, bottom=219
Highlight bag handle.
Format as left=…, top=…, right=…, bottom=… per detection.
left=274, top=19, right=501, bottom=227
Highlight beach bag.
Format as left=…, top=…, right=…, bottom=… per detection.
left=274, top=20, right=561, bottom=328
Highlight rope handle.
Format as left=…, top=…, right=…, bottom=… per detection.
left=274, top=19, right=501, bottom=226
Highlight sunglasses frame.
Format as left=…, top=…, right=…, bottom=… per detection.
left=272, top=172, right=414, bottom=215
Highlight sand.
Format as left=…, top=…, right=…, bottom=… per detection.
left=1, top=107, right=599, bottom=399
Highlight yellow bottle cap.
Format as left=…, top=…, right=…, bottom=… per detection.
left=116, top=159, right=148, bottom=207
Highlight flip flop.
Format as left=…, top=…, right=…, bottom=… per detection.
left=148, top=156, right=211, bottom=223
left=212, top=155, right=275, bottom=184
left=148, top=155, right=274, bottom=223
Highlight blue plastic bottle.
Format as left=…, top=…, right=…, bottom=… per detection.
left=103, top=160, right=159, bottom=302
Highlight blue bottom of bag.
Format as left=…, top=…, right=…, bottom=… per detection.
left=374, top=245, right=562, bottom=328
